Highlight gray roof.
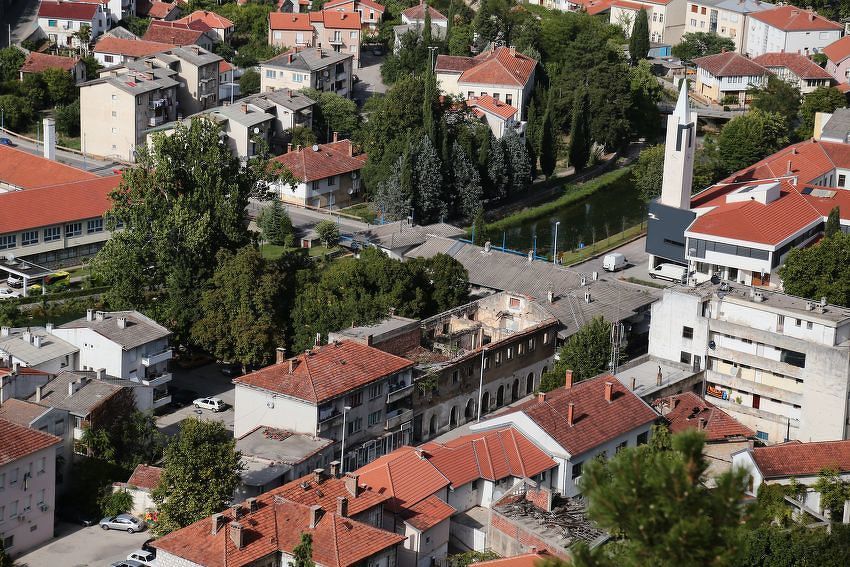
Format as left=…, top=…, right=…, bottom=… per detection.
left=83, top=64, right=179, bottom=95
left=329, top=315, right=420, bottom=342
left=713, top=0, right=773, bottom=13
left=237, top=426, right=333, bottom=465
left=162, top=45, right=221, bottom=68
left=31, top=371, right=124, bottom=416
left=213, top=104, right=275, bottom=128
left=0, top=327, right=78, bottom=367
left=104, top=26, right=140, bottom=40
left=263, top=48, right=353, bottom=72
left=254, top=89, right=315, bottom=112
left=819, top=108, right=850, bottom=143
left=353, top=221, right=465, bottom=251
left=405, top=236, right=659, bottom=338
left=58, top=310, right=171, bottom=350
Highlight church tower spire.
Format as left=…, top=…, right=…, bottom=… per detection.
left=660, top=79, right=696, bottom=210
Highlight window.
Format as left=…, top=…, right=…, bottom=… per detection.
left=2, top=536, right=11, bottom=550
left=8, top=501, right=16, bottom=519
left=54, top=419, right=65, bottom=435
left=682, top=326, right=694, bottom=339
left=571, top=461, right=583, bottom=479
left=509, top=297, right=521, bottom=309
left=0, top=505, right=4, bottom=522
left=518, top=343, right=525, bottom=355
left=467, top=91, right=474, bottom=99
left=528, top=337, right=536, bottom=351
left=327, top=175, right=336, bottom=186
left=293, top=73, right=304, bottom=83
left=839, top=174, right=846, bottom=187
left=48, top=19, right=57, bottom=26
left=495, top=351, right=502, bottom=365
left=616, top=441, right=628, bottom=453
left=43, top=226, right=61, bottom=242
left=680, top=351, right=692, bottom=365
left=506, top=347, right=513, bottom=360
left=0, top=473, right=4, bottom=490
left=0, top=235, right=16, bottom=250
left=350, top=31, right=357, bottom=38
left=807, top=321, right=813, bottom=330
left=265, top=69, right=276, bottom=79
left=543, top=332, right=549, bottom=344
left=779, top=348, right=806, bottom=368
left=653, top=12, right=658, bottom=21
left=795, top=318, right=801, bottom=327
left=111, top=127, right=118, bottom=133
left=37, top=489, right=45, bottom=506
left=66, top=222, right=81, bottom=237
left=368, top=410, right=382, bottom=426
left=484, top=356, right=490, bottom=370
left=347, top=417, right=362, bottom=434
left=505, top=94, right=512, bottom=106
left=38, top=457, right=46, bottom=474
left=471, top=479, right=479, bottom=490
left=691, top=4, right=697, bottom=11
left=493, top=93, right=500, bottom=101
left=452, top=370, right=459, bottom=384
left=87, top=218, right=103, bottom=234
left=9, top=469, right=17, bottom=485
left=659, top=12, right=663, bottom=21
left=756, top=430, right=769, bottom=441
left=691, top=18, right=697, bottom=26
left=104, top=54, right=114, bottom=63
left=347, top=391, right=363, bottom=407
left=368, top=382, right=385, bottom=400
left=480, top=91, right=487, bottom=97
left=637, top=431, right=649, bottom=445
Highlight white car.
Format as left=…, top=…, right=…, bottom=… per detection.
left=0, top=288, right=19, bottom=300
left=127, top=549, right=155, bottom=563
left=193, top=397, right=227, bottom=412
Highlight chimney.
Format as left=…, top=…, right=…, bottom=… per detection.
left=349, top=141, right=354, bottom=157
left=289, top=359, right=296, bottom=374
left=43, top=118, right=56, bottom=161
left=35, top=385, right=43, bottom=403
left=229, top=521, right=244, bottom=549
left=117, top=316, right=127, bottom=329
left=604, top=381, right=613, bottom=402
left=564, top=370, right=574, bottom=390
left=344, top=472, right=360, bottom=497
left=309, top=505, right=323, bottom=528
left=231, top=503, right=243, bottom=518
left=96, top=368, right=105, bottom=380
left=22, top=330, right=31, bottom=344
left=287, top=143, right=293, bottom=153
left=86, top=309, right=94, bottom=321
left=337, top=496, right=348, bottom=517
left=313, top=468, right=325, bottom=484
left=537, top=391, right=546, bottom=403
left=95, top=311, right=105, bottom=322
left=297, top=144, right=302, bottom=151
left=33, top=335, right=42, bottom=348
left=276, top=347, right=287, bottom=364
left=786, top=160, right=792, bottom=174
left=211, top=513, right=225, bottom=535
left=315, top=332, right=321, bottom=347
left=11, top=361, right=18, bottom=374
left=329, top=460, right=341, bottom=478
left=67, top=381, right=76, bottom=397
left=809, top=11, right=815, bottom=20
left=509, top=45, right=516, bottom=56
left=333, top=131, right=339, bottom=143
left=45, top=323, right=53, bottom=333
left=0, top=327, right=8, bottom=337
left=698, top=417, right=706, bottom=430
left=246, top=497, right=259, bottom=513
left=241, top=103, right=248, bottom=114
left=288, top=52, right=294, bottom=63
left=631, top=377, right=636, bottom=390
left=547, top=290, right=553, bottom=303
left=567, top=402, right=575, bottom=426
left=192, top=45, right=200, bottom=54
left=316, top=45, right=322, bottom=56
left=656, top=366, right=663, bottom=386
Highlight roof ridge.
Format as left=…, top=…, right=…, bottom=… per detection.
left=508, top=428, right=526, bottom=478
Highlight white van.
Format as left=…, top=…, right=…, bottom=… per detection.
left=649, top=263, right=688, bottom=283
left=602, top=253, right=627, bottom=272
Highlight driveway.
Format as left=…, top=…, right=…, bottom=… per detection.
left=156, top=362, right=236, bottom=436
left=570, top=236, right=674, bottom=289
left=353, top=50, right=386, bottom=105
left=15, top=522, right=150, bottom=567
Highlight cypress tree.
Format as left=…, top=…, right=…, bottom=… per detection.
left=630, top=9, right=650, bottom=66
left=445, top=0, right=454, bottom=52
left=423, top=3, right=433, bottom=48
left=539, top=91, right=556, bottom=177
left=569, top=87, right=592, bottom=172
left=826, top=206, right=841, bottom=238
left=526, top=99, right=539, bottom=178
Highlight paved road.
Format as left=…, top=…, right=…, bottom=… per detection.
left=0, top=0, right=39, bottom=47
left=156, top=362, right=237, bottom=436
left=353, top=50, right=386, bottom=106
left=15, top=522, right=150, bottom=567
left=1, top=128, right=122, bottom=176
left=571, top=236, right=674, bottom=290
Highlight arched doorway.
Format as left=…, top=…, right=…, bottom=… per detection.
left=450, top=406, right=458, bottom=428
left=526, top=372, right=534, bottom=395
left=481, top=391, right=491, bottom=414
left=429, top=414, right=437, bottom=436
left=496, top=385, right=505, bottom=407
left=511, top=379, right=519, bottom=402
left=465, top=399, right=474, bottom=420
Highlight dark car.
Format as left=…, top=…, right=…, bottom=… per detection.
left=170, top=388, right=200, bottom=408
left=0, top=138, right=15, bottom=147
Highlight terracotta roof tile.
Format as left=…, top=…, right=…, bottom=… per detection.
left=38, top=1, right=99, bottom=20
left=469, top=95, right=517, bottom=120
left=503, top=375, right=659, bottom=457
left=126, top=464, right=163, bottom=490
left=0, top=145, right=97, bottom=189
left=402, top=2, right=447, bottom=21
left=750, top=5, right=842, bottom=31
left=0, top=399, right=49, bottom=427
left=693, top=51, right=770, bottom=77
left=176, top=10, right=234, bottom=30
left=93, top=36, right=174, bottom=58
left=219, top=59, right=233, bottom=72
left=137, top=0, right=180, bottom=19
left=269, top=472, right=390, bottom=516
left=434, top=55, right=478, bottom=73
left=473, top=552, right=554, bottom=567
left=457, top=46, right=537, bottom=88
left=752, top=52, right=833, bottom=80
left=0, top=417, right=61, bottom=466
left=269, top=12, right=314, bottom=31
left=657, top=392, right=755, bottom=441
left=751, top=440, right=850, bottom=478
left=143, top=20, right=210, bottom=45
left=271, top=140, right=367, bottom=183
left=311, top=10, right=362, bottom=29
left=324, top=0, right=384, bottom=12
left=824, top=35, right=850, bottom=64
left=234, top=341, right=412, bottom=404
left=20, top=52, right=81, bottom=74
left=355, top=446, right=450, bottom=511
left=401, top=494, right=455, bottom=531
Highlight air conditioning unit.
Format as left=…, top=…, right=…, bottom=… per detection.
left=39, top=503, right=49, bottom=512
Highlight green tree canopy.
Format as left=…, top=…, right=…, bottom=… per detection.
left=0, top=48, right=25, bottom=83
left=292, top=533, right=316, bottom=567
left=826, top=206, right=841, bottom=238
left=799, top=86, right=847, bottom=138
left=633, top=144, right=665, bottom=202
left=315, top=220, right=340, bottom=247
left=301, top=88, right=359, bottom=142
left=540, top=316, right=612, bottom=391
left=779, top=232, right=850, bottom=307
left=258, top=200, right=294, bottom=246
left=748, top=75, right=801, bottom=127
left=42, top=67, right=78, bottom=106
left=671, top=32, right=736, bottom=63
left=568, top=87, right=592, bottom=171
left=628, top=9, right=650, bottom=65
left=239, top=68, right=260, bottom=95
left=717, top=110, right=788, bottom=175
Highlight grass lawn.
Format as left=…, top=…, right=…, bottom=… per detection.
left=340, top=203, right=377, bottom=224
left=560, top=223, right=646, bottom=266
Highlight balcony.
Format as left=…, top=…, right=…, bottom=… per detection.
left=386, top=383, right=413, bottom=404
left=385, top=409, right=413, bottom=430
left=148, top=115, right=166, bottom=127
left=73, top=427, right=84, bottom=441
left=318, top=409, right=343, bottom=432
left=153, top=394, right=172, bottom=409
left=142, top=348, right=172, bottom=367
left=142, top=372, right=172, bottom=388
left=329, top=36, right=344, bottom=45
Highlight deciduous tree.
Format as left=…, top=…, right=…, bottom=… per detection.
left=42, top=67, right=77, bottom=106
left=672, top=32, right=736, bottom=63
left=292, top=533, right=316, bottom=567
left=779, top=232, right=850, bottom=307
left=633, top=144, right=665, bottom=202
left=315, top=220, right=340, bottom=247
left=799, top=86, right=847, bottom=138
left=239, top=68, right=260, bottom=95
left=826, top=206, right=841, bottom=238
left=0, top=48, right=25, bottom=83
left=749, top=75, right=801, bottom=126
left=717, top=110, right=788, bottom=175
left=540, top=316, right=612, bottom=391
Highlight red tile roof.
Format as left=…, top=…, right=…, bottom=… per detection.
left=456, top=46, right=537, bottom=88
left=657, top=392, right=755, bottom=442
left=137, top=0, right=180, bottom=19
left=271, top=140, right=367, bottom=184
left=473, top=552, right=553, bottom=567
left=269, top=472, right=389, bottom=517
left=752, top=52, right=833, bottom=80
left=0, top=145, right=97, bottom=189
left=750, top=440, right=850, bottom=478
left=310, top=10, right=362, bottom=30
left=401, top=494, right=455, bottom=531
left=234, top=340, right=412, bottom=404
left=0, top=399, right=49, bottom=426
left=93, top=36, right=174, bottom=58
left=176, top=10, right=234, bottom=30
left=693, top=51, right=770, bottom=78
left=823, top=35, right=850, bottom=64
left=717, top=138, right=836, bottom=186
left=0, top=417, right=61, bottom=466
left=402, top=2, right=447, bottom=21
left=356, top=446, right=450, bottom=511
left=269, top=12, right=314, bottom=31
left=435, top=55, right=478, bottom=74
left=143, top=20, right=210, bottom=45
left=20, top=52, right=81, bottom=74
left=422, top=427, right=556, bottom=487
left=0, top=174, right=119, bottom=234
left=38, top=1, right=99, bottom=20
left=502, top=375, right=658, bottom=457
left=153, top=491, right=404, bottom=567
left=323, top=0, right=385, bottom=12
left=470, top=95, right=517, bottom=120
left=127, top=464, right=163, bottom=490
left=749, top=6, right=842, bottom=31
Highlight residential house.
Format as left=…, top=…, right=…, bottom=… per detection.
left=19, top=52, right=86, bottom=83
left=175, top=10, right=235, bottom=42
left=692, top=50, right=770, bottom=105
left=278, top=0, right=312, bottom=12
left=142, top=20, right=217, bottom=50
left=268, top=13, right=314, bottom=50
left=435, top=46, right=536, bottom=120
left=218, top=59, right=236, bottom=100
left=400, top=1, right=448, bottom=28
left=0, top=418, right=61, bottom=556
left=0, top=367, right=53, bottom=406
left=468, top=95, right=524, bottom=138
left=270, top=137, right=366, bottom=209
left=609, top=0, right=689, bottom=45
left=684, top=0, right=774, bottom=52
left=241, top=89, right=315, bottom=148
left=323, top=0, right=386, bottom=34
left=101, top=0, right=135, bottom=24
left=0, top=145, right=95, bottom=192
left=310, top=11, right=362, bottom=66
left=348, top=221, right=464, bottom=260
left=0, top=174, right=119, bottom=268
left=233, top=341, right=415, bottom=472
left=745, top=6, right=843, bottom=57
left=136, top=0, right=182, bottom=21
left=260, top=47, right=354, bottom=98
left=823, top=35, right=850, bottom=85
left=111, top=463, right=162, bottom=517
left=470, top=374, right=658, bottom=497
left=733, top=440, right=850, bottom=521
left=0, top=325, right=77, bottom=376
left=151, top=471, right=405, bottom=567
left=0, top=398, right=73, bottom=493
left=92, top=36, right=174, bottom=66
left=152, top=45, right=221, bottom=115
left=37, top=1, right=108, bottom=49
left=752, top=52, right=834, bottom=94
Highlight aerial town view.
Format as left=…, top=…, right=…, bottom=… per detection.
left=2, top=0, right=850, bottom=564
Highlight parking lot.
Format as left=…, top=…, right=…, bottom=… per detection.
left=155, top=361, right=237, bottom=436
left=15, top=522, right=150, bottom=567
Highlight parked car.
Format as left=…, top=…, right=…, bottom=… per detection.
left=649, top=263, right=688, bottom=283
left=127, top=549, right=155, bottom=563
left=110, top=561, right=146, bottom=567
left=0, top=137, right=16, bottom=147
left=602, top=252, right=627, bottom=272
left=6, top=275, right=21, bottom=289
left=0, top=288, right=19, bottom=300
left=170, top=388, right=200, bottom=408
left=99, top=514, right=146, bottom=533
left=194, top=397, right=227, bottom=412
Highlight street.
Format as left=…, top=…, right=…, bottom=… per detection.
left=156, top=361, right=237, bottom=436
left=352, top=49, right=387, bottom=106
left=1, top=128, right=122, bottom=176
left=570, top=236, right=674, bottom=289
left=15, top=522, right=150, bottom=567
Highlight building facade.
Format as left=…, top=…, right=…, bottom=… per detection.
left=752, top=52, right=834, bottom=94
left=692, top=51, right=770, bottom=105
left=260, top=48, right=354, bottom=98
left=37, top=1, right=108, bottom=49
left=684, top=0, right=774, bottom=52
left=745, top=6, right=843, bottom=57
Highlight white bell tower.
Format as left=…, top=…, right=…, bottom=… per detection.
left=660, top=79, right=697, bottom=210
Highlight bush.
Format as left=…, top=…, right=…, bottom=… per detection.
left=99, top=489, right=134, bottom=517
left=315, top=220, right=340, bottom=247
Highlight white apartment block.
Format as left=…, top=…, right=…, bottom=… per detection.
left=745, top=6, right=843, bottom=57
left=37, top=1, right=108, bottom=49
left=684, top=0, right=774, bottom=52
left=611, top=0, right=689, bottom=45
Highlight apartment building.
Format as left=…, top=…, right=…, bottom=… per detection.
left=0, top=419, right=60, bottom=556
left=268, top=13, right=314, bottom=50
left=0, top=325, right=77, bottom=376
left=268, top=11, right=362, bottom=66
left=468, top=95, right=523, bottom=138
left=684, top=0, right=774, bottom=52
left=37, top=1, right=108, bottom=49
left=92, top=36, right=173, bottom=66
left=260, top=47, right=354, bottom=98
left=156, top=45, right=221, bottom=115
left=142, top=20, right=217, bottom=50
left=233, top=341, right=416, bottom=472
left=610, top=0, right=689, bottom=45
left=323, top=0, right=386, bottom=33
left=649, top=286, right=850, bottom=444
left=174, top=10, right=235, bottom=42
left=745, top=6, right=843, bottom=57
left=692, top=50, right=770, bottom=105
left=401, top=1, right=448, bottom=28
left=752, top=52, right=834, bottom=94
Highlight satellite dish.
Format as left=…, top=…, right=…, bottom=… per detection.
left=312, top=144, right=320, bottom=151
left=348, top=188, right=354, bottom=195
left=351, top=171, right=358, bottom=179
left=708, top=340, right=716, bottom=350
left=253, top=127, right=260, bottom=134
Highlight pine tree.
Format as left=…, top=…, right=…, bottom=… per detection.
left=504, top=129, right=531, bottom=195
left=423, top=3, right=433, bottom=48
left=453, top=141, right=483, bottom=219
left=539, top=91, right=557, bottom=177
left=629, top=9, right=650, bottom=66
left=375, top=156, right=412, bottom=222
left=471, top=207, right=487, bottom=245
left=445, top=0, right=455, bottom=51
left=569, top=87, right=592, bottom=172
left=487, top=134, right=509, bottom=200
left=423, top=69, right=437, bottom=144
left=826, top=206, right=841, bottom=238
left=412, top=135, right=445, bottom=223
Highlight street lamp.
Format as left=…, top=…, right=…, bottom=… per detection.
left=476, top=347, right=488, bottom=422
left=339, top=405, right=352, bottom=473
left=553, top=221, right=561, bottom=265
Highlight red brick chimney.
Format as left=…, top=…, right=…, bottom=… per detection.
left=276, top=347, right=286, bottom=364
left=537, top=391, right=546, bottom=403
left=567, top=402, right=575, bottom=426
left=337, top=496, right=348, bottom=517
left=333, top=131, right=339, bottom=143
left=564, top=370, right=574, bottom=390
left=604, top=381, right=613, bottom=402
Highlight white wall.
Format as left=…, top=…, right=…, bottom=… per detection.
left=0, top=444, right=57, bottom=556
left=233, top=384, right=318, bottom=438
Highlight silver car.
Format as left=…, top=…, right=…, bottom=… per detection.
left=110, top=561, right=146, bottom=567
left=99, top=513, right=146, bottom=533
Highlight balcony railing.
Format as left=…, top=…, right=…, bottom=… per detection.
left=148, top=115, right=166, bottom=127
left=385, top=409, right=413, bottom=430
left=142, top=372, right=172, bottom=388
left=153, top=394, right=172, bottom=409
left=142, top=348, right=172, bottom=367
left=386, top=383, right=413, bottom=404
left=329, top=37, right=343, bottom=45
